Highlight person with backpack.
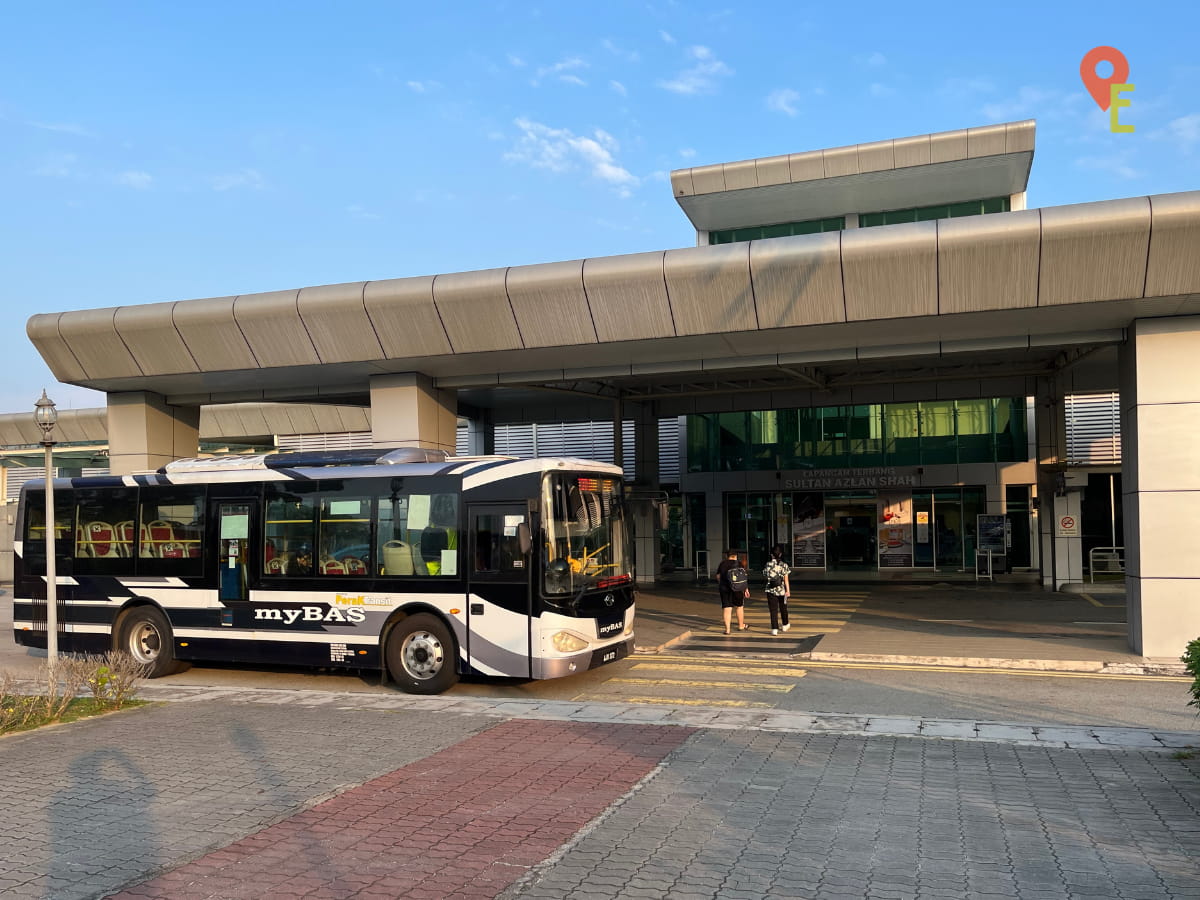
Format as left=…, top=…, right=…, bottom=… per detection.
left=762, top=543, right=792, bottom=635
left=715, top=548, right=750, bottom=635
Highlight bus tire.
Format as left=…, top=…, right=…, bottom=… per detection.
left=117, top=606, right=184, bottom=678
left=386, top=613, right=459, bottom=695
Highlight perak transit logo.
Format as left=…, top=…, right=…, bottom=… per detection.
left=1081, top=46, right=1135, bottom=133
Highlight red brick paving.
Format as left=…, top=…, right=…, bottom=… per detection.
left=110, top=719, right=693, bottom=899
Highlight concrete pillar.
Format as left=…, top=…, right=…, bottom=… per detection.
left=1120, top=316, right=1200, bottom=658
left=1035, top=377, right=1083, bottom=588
left=369, top=373, right=457, bottom=454
left=631, top=407, right=660, bottom=585
left=463, top=411, right=494, bottom=456
left=107, top=392, right=200, bottom=475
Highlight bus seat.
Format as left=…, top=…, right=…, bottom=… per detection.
left=265, top=557, right=286, bottom=575
left=114, top=521, right=135, bottom=556
left=86, top=522, right=120, bottom=558
left=343, top=556, right=367, bottom=575
left=321, top=558, right=346, bottom=575
left=382, top=540, right=415, bottom=575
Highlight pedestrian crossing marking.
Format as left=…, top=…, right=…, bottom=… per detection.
left=629, top=663, right=807, bottom=678
left=608, top=677, right=795, bottom=692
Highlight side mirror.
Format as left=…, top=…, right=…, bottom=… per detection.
left=517, top=522, right=532, bottom=556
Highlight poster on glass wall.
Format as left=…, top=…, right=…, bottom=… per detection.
left=877, top=492, right=913, bottom=567
left=791, top=492, right=826, bottom=567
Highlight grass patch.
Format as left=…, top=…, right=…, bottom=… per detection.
left=0, top=695, right=148, bottom=736
left=1, top=651, right=152, bottom=737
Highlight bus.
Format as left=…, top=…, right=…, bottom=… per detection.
left=12, top=448, right=636, bottom=694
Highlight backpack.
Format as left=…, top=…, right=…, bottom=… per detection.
left=764, top=560, right=784, bottom=589
left=727, top=566, right=748, bottom=591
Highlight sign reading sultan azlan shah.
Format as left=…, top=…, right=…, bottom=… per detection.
left=782, top=467, right=917, bottom=491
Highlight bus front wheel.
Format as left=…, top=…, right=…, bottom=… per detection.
left=118, top=606, right=184, bottom=678
left=386, top=613, right=459, bottom=695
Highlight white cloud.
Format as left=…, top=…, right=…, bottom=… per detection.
left=658, top=45, right=733, bottom=95
left=33, top=152, right=78, bottom=177
left=30, top=121, right=95, bottom=137
left=869, top=82, right=896, bottom=98
left=536, top=57, right=586, bottom=79
left=507, top=53, right=526, bottom=67
left=209, top=169, right=264, bottom=191
left=116, top=170, right=152, bottom=189
left=506, top=118, right=639, bottom=196
left=1075, top=153, right=1143, bottom=180
left=766, top=88, right=801, bottom=116
left=659, top=30, right=676, bottom=44
left=609, top=79, right=627, bottom=96
left=679, top=148, right=696, bottom=159
left=602, top=39, right=639, bottom=62
left=1151, top=113, right=1200, bottom=150
left=561, top=74, right=588, bottom=87
left=979, top=85, right=1088, bottom=122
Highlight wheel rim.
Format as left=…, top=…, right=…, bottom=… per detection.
left=128, top=621, right=162, bottom=664
left=400, top=629, right=444, bottom=680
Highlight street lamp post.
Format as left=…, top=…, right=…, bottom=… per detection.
left=35, top=390, right=58, bottom=665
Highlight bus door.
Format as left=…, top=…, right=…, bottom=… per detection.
left=467, top=504, right=532, bottom=678
left=214, top=501, right=255, bottom=613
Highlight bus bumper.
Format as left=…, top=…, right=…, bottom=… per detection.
left=533, top=634, right=633, bottom=680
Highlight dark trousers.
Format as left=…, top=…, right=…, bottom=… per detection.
left=766, top=592, right=789, bottom=630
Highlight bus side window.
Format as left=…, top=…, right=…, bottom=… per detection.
left=21, top=489, right=75, bottom=574
left=74, top=487, right=138, bottom=575
left=137, top=486, right=205, bottom=576
left=264, top=486, right=317, bottom=577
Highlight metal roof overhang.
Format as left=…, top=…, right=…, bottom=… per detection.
left=675, top=152, right=1034, bottom=232
left=25, top=190, right=1200, bottom=416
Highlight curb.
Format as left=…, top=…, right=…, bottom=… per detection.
left=806, top=651, right=1187, bottom=677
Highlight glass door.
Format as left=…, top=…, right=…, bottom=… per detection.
left=824, top=491, right=877, bottom=571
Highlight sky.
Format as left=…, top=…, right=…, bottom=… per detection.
left=1, top=1, right=1197, bottom=416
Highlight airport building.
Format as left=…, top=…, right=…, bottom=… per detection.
left=5, top=119, right=1198, bottom=657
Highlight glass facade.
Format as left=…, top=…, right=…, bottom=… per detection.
left=859, top=196, right=1010, bottom=228
left=709, top=216, right=845, bottom=245
left=687, top=398, right=1026, bottom=473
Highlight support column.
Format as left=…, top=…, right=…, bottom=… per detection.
left=631, top=406, right=660, bottom=585
left=1035, top=376, right=1083, bottom=588
left=1120, top=316, right=1200, bottom=658
left=463, top=410, right=494, bottom=456
left=107, top=392, right=200, bottom=476
left=369, top=374, right=457, bottom=454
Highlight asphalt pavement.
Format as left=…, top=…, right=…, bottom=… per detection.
left=2, top=579, right=1199, bottom=898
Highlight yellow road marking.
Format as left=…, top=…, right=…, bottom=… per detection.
left=628, top=662, right=806, bottom=676
left=643, top=653, right=1185, bottom=682
left=1081, top=593, right=1124, bottom=608
left=609, top=681, right=796, bottom=696
left=590, top=695, right=772, bottom=708
left=640, top=658, right=812, bottom=674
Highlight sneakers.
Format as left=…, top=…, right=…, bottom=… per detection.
left=781, top=623, right=791, bottom=632
left=771, top=629, right=779, bottom=635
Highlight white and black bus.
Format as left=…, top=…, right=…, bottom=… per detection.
left=12, top=448, right=635, bottom=693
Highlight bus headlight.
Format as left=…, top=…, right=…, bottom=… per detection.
left=551, top=631, right=589, bottom=653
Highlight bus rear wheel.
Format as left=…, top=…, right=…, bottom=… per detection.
left=118, top=606, right=184, bottom=678
left=386, top=613, right=459, bottom=694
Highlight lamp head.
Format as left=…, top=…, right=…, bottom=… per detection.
left=35, top=389, right=58, bottom=439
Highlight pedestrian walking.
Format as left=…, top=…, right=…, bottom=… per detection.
left=715, top=549, right=750, bottom=635
left=762, top=543, right=791, bottom=635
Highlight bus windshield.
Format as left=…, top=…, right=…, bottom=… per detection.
left=542, top=472, right=632, bottom=595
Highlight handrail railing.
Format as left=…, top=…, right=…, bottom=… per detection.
left=1088, top=546, right=1125, bottom=582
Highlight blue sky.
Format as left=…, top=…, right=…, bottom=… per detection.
left=2, top=1, right=1197, bottom=415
